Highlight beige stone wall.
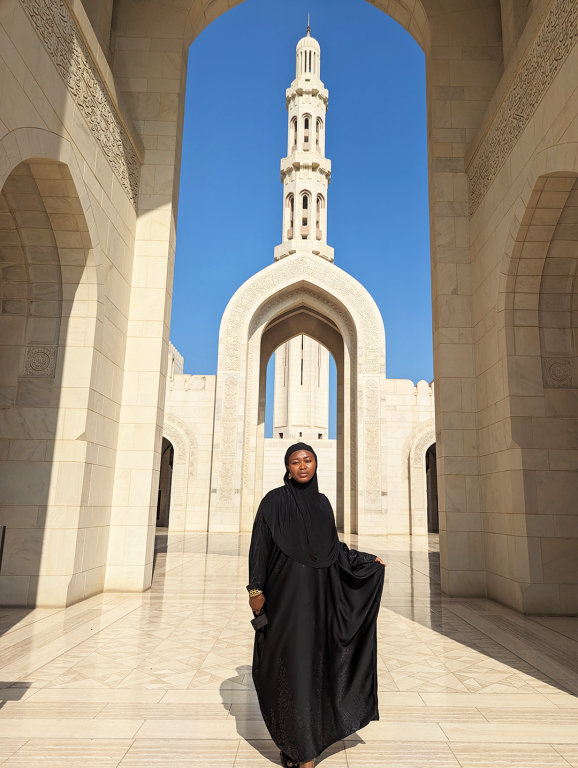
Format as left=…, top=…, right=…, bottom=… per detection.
left=0, top=0, right=142, bottom=607
left=465, top=0, right=578, bottom=614
left=162, top=372, right=215, bottom=532
left=385, top=380, right=436, bottom=535
left=163, top=363, right=433, bottom=535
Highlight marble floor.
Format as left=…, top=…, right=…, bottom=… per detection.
left=1, top=531, right=578, bottom=766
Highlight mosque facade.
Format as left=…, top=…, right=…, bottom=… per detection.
left=0, top=0, right=577, bottom=614
left=162, top=30, right=436, bottom=538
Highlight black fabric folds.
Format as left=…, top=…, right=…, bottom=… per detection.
left=260, top=441, right=340, bottom=569
left=247, top=444, right=385, bottom=762
left=247, top=505, right=385, bottom=763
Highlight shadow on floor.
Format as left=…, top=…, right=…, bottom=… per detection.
left=220, top=666, right=365, bottom=765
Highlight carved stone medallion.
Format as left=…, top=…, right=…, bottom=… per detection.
left=24, top=347, right=56, bottom=377
left=542, top=357, right=574, bottom=388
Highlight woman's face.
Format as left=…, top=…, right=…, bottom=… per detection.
left=287, top=450, right=316, bottom=483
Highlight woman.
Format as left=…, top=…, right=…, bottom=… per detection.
left=247, top=442, right=386, bottom=768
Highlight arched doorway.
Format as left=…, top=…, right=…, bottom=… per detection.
left=209, top=255, right=387, bottom=535
left=408, top=424, right=436, bottom=535
left=257, top=313, right=345, bottom=525
left=263, top=335, right=338, bottom=510
left=157, top=437, right=174, bottom=529
left=426, top=443, right=439, bottom=534
left=497, top=168, right=578, bottom=614
left=0, top=154, right=102, bottom=607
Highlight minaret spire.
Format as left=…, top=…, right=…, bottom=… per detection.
left=273, top=29, right=334, bottom=264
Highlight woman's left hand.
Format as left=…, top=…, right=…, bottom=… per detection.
left=375, top=557, right=387, bottom=566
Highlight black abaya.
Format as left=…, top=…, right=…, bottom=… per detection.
left=247, top=487, right=384, bottom=764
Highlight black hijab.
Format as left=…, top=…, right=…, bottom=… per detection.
left=261, top=442, right=340, bottom=568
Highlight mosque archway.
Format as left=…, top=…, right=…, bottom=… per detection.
left=209, top=254, right=387, bottom=536
left=258, top=313, right=345, bottom=527
left=107, top=0, right=508, bottom=601
left=426, top=444, right=438, bottom=534
left=263, top=334, right=338, bottom=511
left=494, top=161, right=578, bottom=614
left=157, top=437, right=174, bottom=529
left=0, top=147, right=104, bottom=608
left=407, top=423, right=436, bottom=536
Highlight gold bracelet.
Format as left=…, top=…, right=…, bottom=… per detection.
left=249, top=589, right=263, bottom=598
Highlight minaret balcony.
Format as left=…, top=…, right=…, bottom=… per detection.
left=286, top=83, right=328, bottom=106
left=280, top=153, right=331, bottom=179
left=274, top=240, right=334, bottom=263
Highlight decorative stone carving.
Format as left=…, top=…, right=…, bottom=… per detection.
left=364, top=380, right=381, bottom=508
left=218, top=376, right=238, bottom=506
left=20, top=0, right=140, bottom=207
left=23, top=347, right=56, bottom=376
left=224, top=256, right=381, bottom=374
left=467, top=0, right=578, bottom=216
left=221, top=423, right=237, bottom=454
left=542, top=357, right=574, bottom=388
left=163, top=415, right=198, bottom=531
left=413, top=429, right=436, bottom=466
left=409, top=427, right=435, bottom=534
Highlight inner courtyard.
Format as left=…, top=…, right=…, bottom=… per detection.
left=1, top=531, right=578, bottom=766
left=1, top=0, right=578, bottom=759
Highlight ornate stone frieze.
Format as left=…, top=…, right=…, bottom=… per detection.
left=163, top=415, right=198, bottom=527
left=163, top=423, right=187, bottom=513
left=413, top=429, right=436, bottom=466
left=467, top=0, right=578, bottom=217
left=20, top=0, right=140, bottom=207
left=364, top=380, right=381, bottom=508
left=23, top=346, right=56, bottom=376
left=225, top=257, right=381, bottom=374
left=410, top=427, right=435, bottom=532
left=542, top=356, right=574, bottom=388
left=218, top=376, right=238, bottom=506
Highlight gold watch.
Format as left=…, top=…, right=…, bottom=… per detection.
left=249, top=589, right=263, bottom=598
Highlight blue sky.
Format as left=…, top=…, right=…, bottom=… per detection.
left=171, top=0, right=431, bottom=435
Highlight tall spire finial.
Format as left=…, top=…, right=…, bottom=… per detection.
left=307, top=13, right=310, bottom=35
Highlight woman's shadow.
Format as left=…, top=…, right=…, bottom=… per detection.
left=219, top=666, right=363, bottom=765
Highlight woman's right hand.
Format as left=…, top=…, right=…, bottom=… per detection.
left=249, top=593, right=265, bottom=615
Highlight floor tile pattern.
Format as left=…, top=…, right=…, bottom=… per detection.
left=0, top=531, right=578, bottom=766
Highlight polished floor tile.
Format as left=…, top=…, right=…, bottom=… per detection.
left=0, top=531, right=577, bottom=766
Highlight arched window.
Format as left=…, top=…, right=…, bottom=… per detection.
left=303, top=116, right=310, bottom=149
left=308, top=51, right=312, bottom=72
left=316, top=195, right=324, bottom=240
left=301, top=193, right=310, bottom=239
left=286, top=194, right=294, bottom=240
left=316, top=118, right=322, bottom=148
left=290, top=117, right=297, bottom=152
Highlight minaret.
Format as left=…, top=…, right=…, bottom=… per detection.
left=272, top=27, right=332, bottom=441
left=273, top=335, right=330, bottom=441
left=273, top=25, right=333, bottom=263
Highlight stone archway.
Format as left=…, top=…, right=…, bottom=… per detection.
left=208, top=254, right=386, bottom=535
left=255, top=307, right=347, bottom=529
left=0, top=146, right=103, bottom=607
left=162, top=414, right=198, bottom=534
left=408, top=423, right=436, bottom=536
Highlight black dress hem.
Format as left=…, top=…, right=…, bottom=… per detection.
left=291, top=711, right=380, bottom=763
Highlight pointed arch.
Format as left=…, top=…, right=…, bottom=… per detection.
left=162, top=414, right=198, bottom=533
